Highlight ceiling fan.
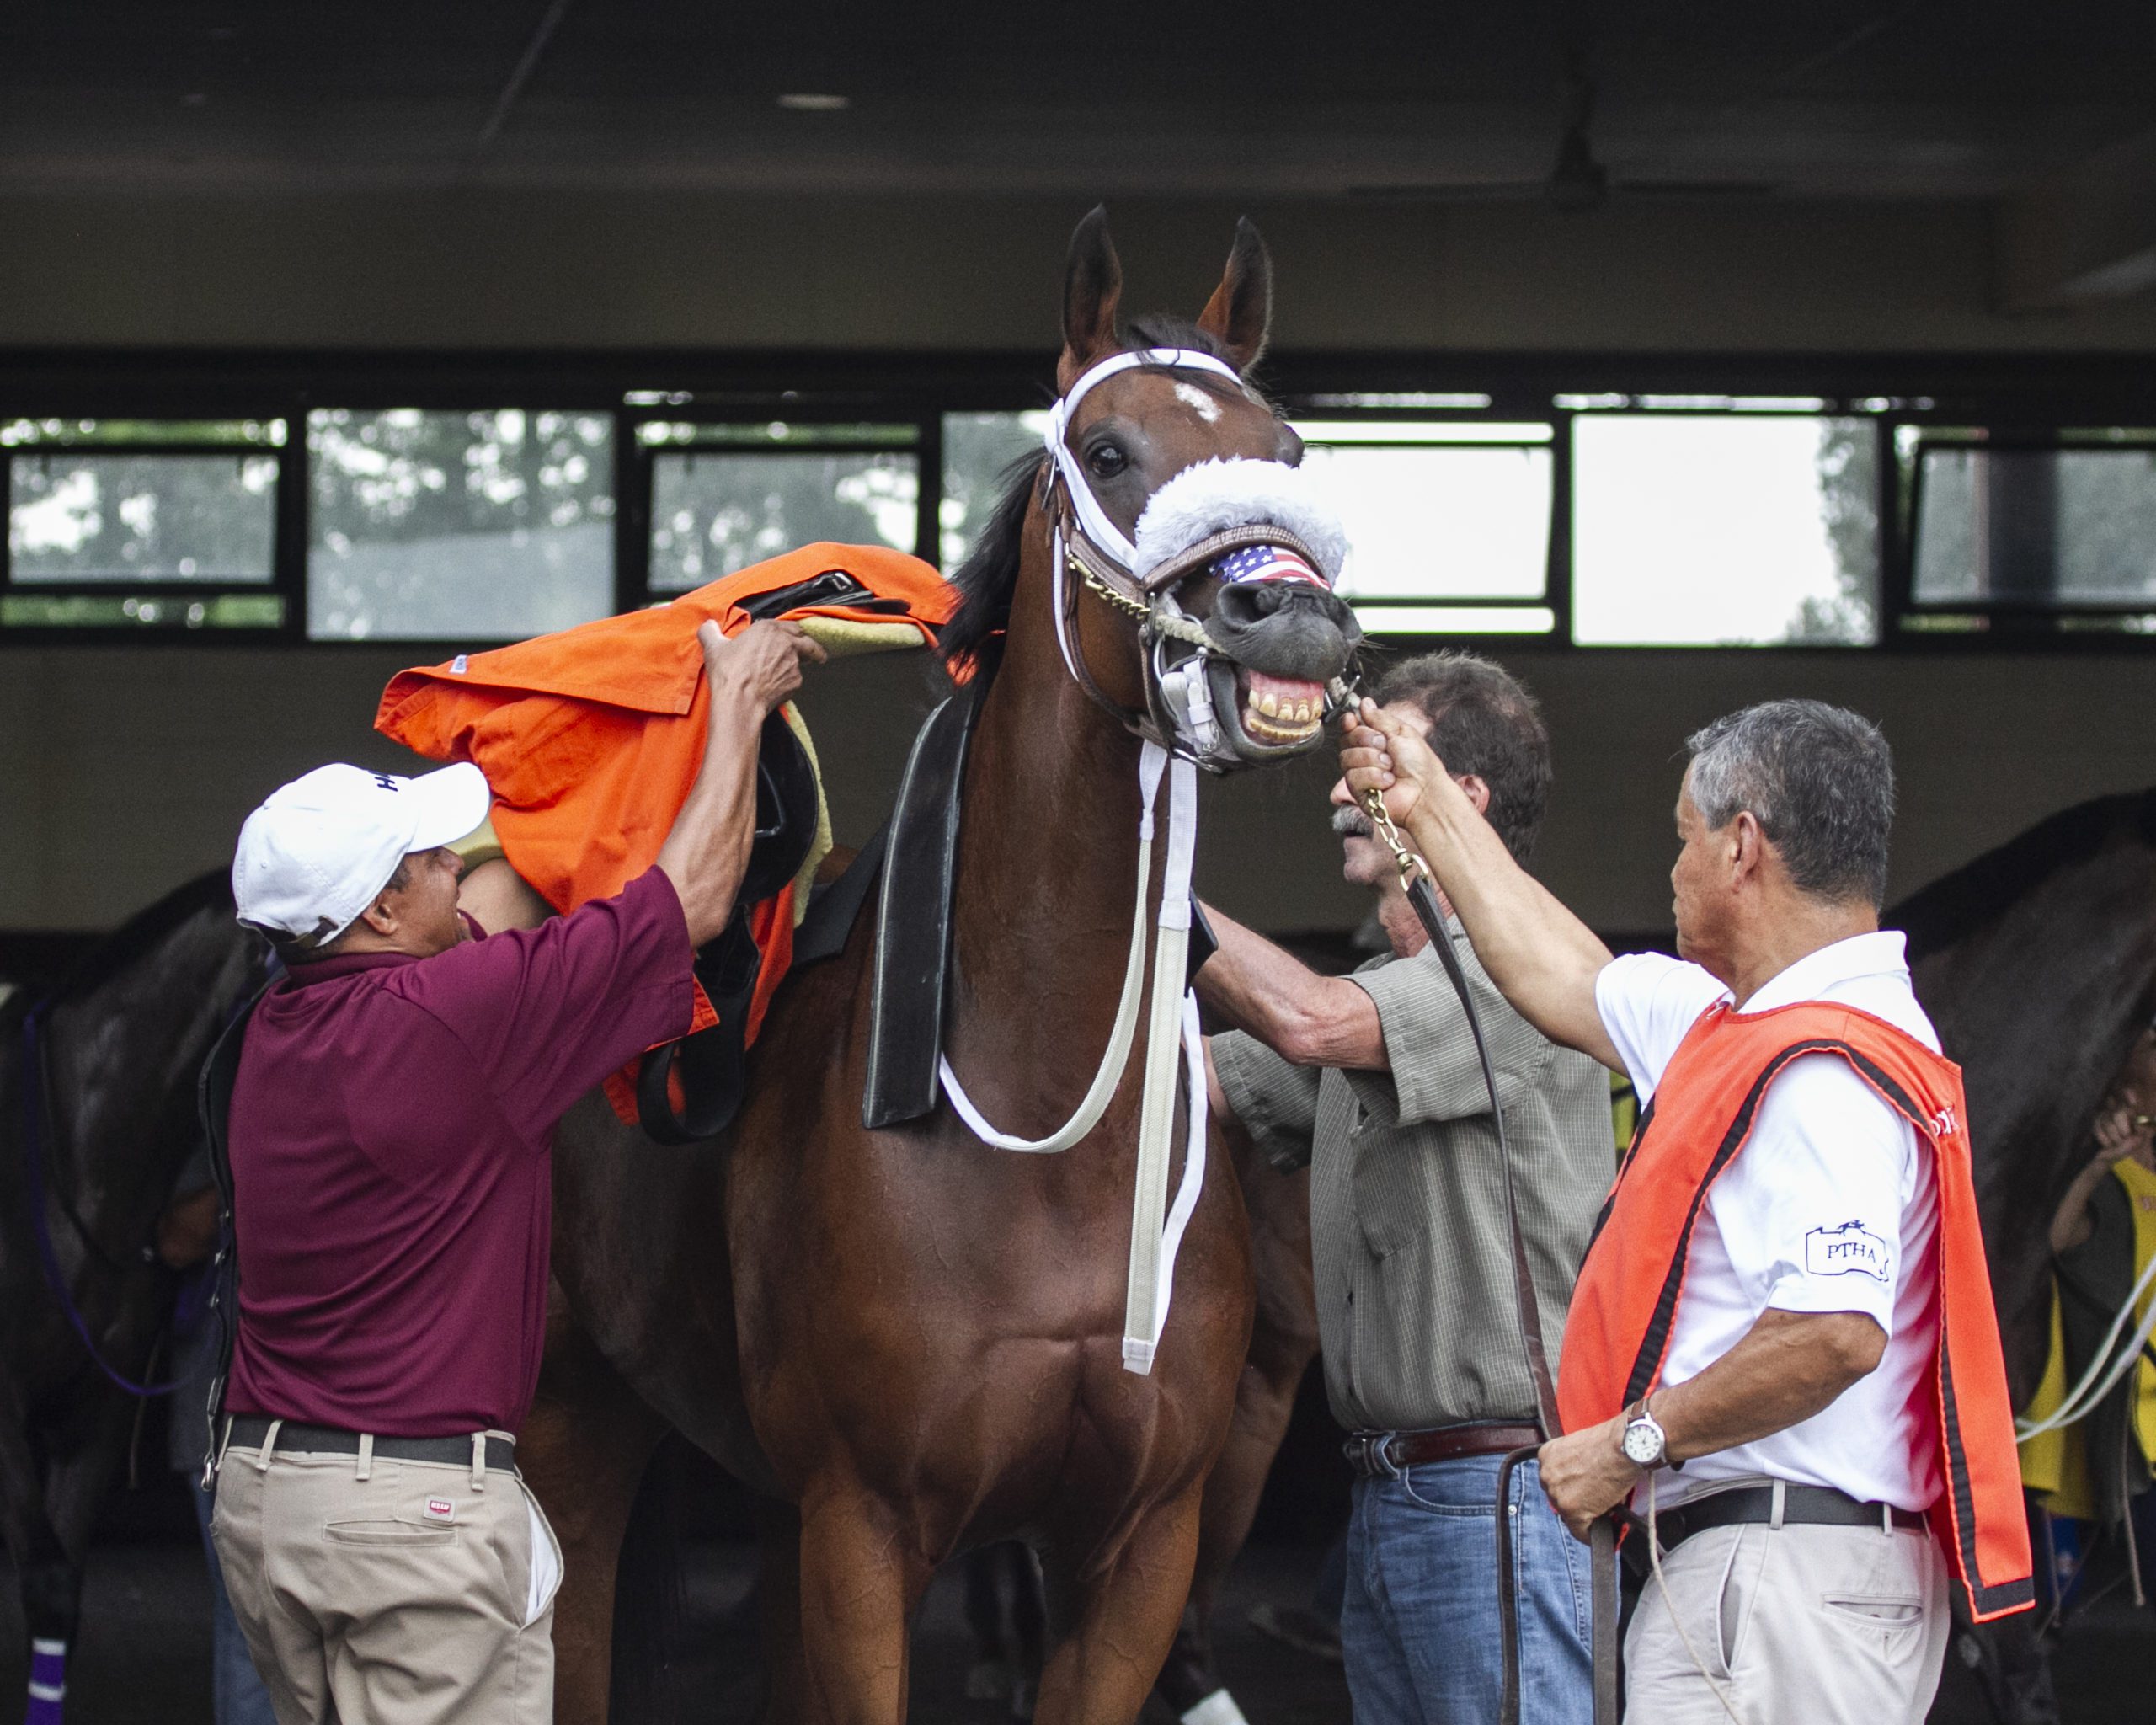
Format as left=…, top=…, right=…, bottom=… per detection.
left=1350, top=63, right=1778, bottom=212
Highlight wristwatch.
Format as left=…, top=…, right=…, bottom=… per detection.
left=1620, top=1397, right=1668, bottom=1469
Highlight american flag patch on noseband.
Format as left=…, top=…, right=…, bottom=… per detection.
left=1213, top=543, right=1328, bottom=588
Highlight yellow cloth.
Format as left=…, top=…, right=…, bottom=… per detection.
left=2018, top=1156, right=2156, bottom=1515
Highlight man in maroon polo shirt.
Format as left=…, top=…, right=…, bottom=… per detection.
left=209, top=617, right=820, bottom=1725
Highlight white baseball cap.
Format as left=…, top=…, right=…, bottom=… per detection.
left=233, top=761, right=491, bottom=948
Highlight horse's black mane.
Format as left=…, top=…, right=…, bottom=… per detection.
left=1890, top=787, right=2156, bottom=961
left=45, top=868, right=237, bottom=1006
left=938, top=318, right=1250, bottom=686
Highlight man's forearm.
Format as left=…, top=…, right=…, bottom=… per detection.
left=1653, top=1307, right=1885, bottom=1464
left=1538, top=1305, right=1886, bottom=1537
left=1398, top=781, right=1619, bottom=1067
left=655, top=688, right=765, bottom=946
left=1198, top=905, right=1386, bottom=1070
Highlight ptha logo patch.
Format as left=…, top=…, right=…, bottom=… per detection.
left=1805, top=1220, right=1891, bottom=1283
left=424, top=1498, right=455, bottom=1523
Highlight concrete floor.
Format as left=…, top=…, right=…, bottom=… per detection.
left=0, top=1535, right=2148, bottom=1723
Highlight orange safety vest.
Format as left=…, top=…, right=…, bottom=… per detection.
left=1558, top=999, right=2035, bottom=1622
left=374, top=542, right=958, bottom=1122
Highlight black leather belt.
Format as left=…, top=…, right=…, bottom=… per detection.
left=224, top=1416, right=515, bottom=1472
left=1653, top=1483, right=1925, bottom=1554
left=1345, top=1423, right=1545, bottom=1478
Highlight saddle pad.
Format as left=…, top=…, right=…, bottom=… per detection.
left=375, top=543, right=957, bottom=1130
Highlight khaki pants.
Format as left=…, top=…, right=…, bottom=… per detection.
left=210, top=1425, right=562, bottom=1725
left=1625, top=1513, right=1951, bottom=1725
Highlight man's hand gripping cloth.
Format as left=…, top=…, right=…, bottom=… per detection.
left=374, top=542, right=957, bottom=1124
left=1558, top=998, right=2036, bottom=1622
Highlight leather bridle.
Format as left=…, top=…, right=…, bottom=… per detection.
left=1038, top=346, right=1348, bottom=771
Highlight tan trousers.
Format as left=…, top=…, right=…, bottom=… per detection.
left=1625, top=1514, right=1951, bottom=1724
left=210, top=1426, right=562, bottom=1725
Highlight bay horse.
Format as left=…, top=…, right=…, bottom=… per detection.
left=0, top=872, right=264, bottom=1719
left=526, top=208, right=1362, bottom=1724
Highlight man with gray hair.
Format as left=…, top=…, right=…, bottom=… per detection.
left=1198, top=651, right=1614, bottom=1725
left=1340, top=696, right=2031, bottom=1725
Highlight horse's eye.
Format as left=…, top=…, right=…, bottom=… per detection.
left=1086, top=441, right=1129, bottom=480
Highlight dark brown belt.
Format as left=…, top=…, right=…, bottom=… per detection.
left=1345, top=1423, right=1544, bottom=1478
left=223, top=1415, right=515, bottom=1472
left=1653, top=1483, right=1926, bottom=1554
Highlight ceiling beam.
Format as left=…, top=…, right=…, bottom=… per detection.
left=1998, top=126, right=2156, bottom=311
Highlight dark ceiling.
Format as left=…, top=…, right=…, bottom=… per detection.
left=4, top=3, right=2154, bottom=203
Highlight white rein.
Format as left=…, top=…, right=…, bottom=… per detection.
left=936, top=349, right=1244, bottom=1375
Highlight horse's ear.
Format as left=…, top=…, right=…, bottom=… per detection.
left=1196, top=217, right=1273, bottom=373
left=1059, top=206, right=1123, bottom=393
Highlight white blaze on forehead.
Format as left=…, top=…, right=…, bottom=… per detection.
left=1172, top=381, right=1223, bottom=424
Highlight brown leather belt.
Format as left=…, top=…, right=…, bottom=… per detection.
left=223, top=1415, right=515, bottom=1472
left=1345, top=1423, right=1544, bottom=1478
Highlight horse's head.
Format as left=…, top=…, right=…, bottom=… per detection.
left=1029, top=208, right=1363, bottom=771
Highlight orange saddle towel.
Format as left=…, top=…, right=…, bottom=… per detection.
left=375, top=542, right=958, bottom=1127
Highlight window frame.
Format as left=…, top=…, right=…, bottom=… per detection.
left=623, top=409, right=937, bottom=611
left=3, top=350, right=2156, bottom=654
left=1898, top=428, right=2156, bottom=631
left=1280, top=408, right=1565, bottom=637
left=3, top=419, right=303, bottom=635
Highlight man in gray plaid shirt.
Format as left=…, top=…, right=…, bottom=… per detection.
left=1199, top=652, right=1613, bottom=1725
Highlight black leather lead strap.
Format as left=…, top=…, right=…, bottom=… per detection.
left=1390, top=863, right=1618, bottom=1725
left=195, top=976, right=275, bottom=1488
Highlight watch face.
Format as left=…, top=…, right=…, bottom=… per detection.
left=1622, top=1420, right=1662, bottom=1466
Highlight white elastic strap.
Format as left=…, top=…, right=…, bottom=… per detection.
left=1123, top=750, right=1201, bottom=1373
left=1644, top=1471, right=1749, bottom=1725
left=1044, top=349, right=1247, bottom=570
left=2016, top=1246, right=2156, bottom=1440
left=1147, top=991, right=1211, bottom=1343
left=938, top=746, right=1167, bottom=1153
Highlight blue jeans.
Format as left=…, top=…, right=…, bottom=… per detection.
left=1342, top=1454, right=1598, bottom=1725
left=192, top=1482, right=280, bottom=1725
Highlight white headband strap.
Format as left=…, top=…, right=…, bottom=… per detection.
left=1043, top=348, right=1247, bottom=571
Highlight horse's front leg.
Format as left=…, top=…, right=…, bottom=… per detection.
left=0, top=1409, right=72, bottom=1725
left=1034, top=1488, right=1206, bottom=1725
left=795, top=1480, right=934, bottom=1725
left=24, top=1388, right=132, bottom=1725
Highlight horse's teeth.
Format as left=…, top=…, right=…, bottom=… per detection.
left=1257, top=692, right=1279, bottom=717
left=1294, top=701, right=1312, bottom=724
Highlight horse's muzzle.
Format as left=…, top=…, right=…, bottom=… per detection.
left=1200, top=585, right=1362, bottom=762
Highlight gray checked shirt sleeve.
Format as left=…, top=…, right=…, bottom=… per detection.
left=1211, top=1029, right=1320, bottom=1172
left=1339, top=935, right=1554, bottom=1128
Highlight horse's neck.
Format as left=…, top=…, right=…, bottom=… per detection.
left=945, top=578, right=1156, bottom=1076
left=48, top=916, right=248, bottom=1249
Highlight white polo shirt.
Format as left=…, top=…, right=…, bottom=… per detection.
left=1594, top=932, right=1944, bottom=1512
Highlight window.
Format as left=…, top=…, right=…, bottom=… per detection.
left=1572, top=414, right=1878, bottom=646
left=1292, top=419, right=1556, bottom=635
left=1908, top=432, right=2156, bottom=616
left=307, top=409, right=614, bottom=641
left=3, top=418, right=286, bottom=629
left=942, top=411, right=1049, bottom=569
left=641, top=420, right=920, bottom=594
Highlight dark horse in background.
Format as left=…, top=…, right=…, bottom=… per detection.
left=0, top=873, right=264, bottom=1721
left=522, top=210, right=1364, bottom=1725
left=1900, top=788, right=2156, bottom=1403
